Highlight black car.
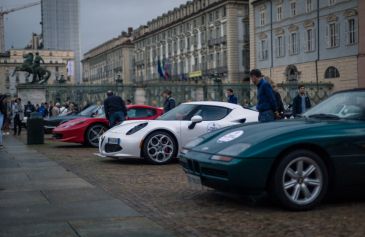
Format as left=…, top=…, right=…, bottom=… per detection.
left=44, top=105, right=101, bottom=134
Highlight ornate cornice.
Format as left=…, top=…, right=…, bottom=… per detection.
left=258, top=32, right=268, bottom=39
left=327, top=14, right=338, bottom=22
left=303, top=20, right=315, bottom=29
left=288, top=24, right=299, bottom=32
left=274, top=28, right=285, bottom=35
left=344, top=9, right=357, bottom=17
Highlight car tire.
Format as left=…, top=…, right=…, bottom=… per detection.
left=271, top=150, right=328, bottom=211
left=143, top=131, right=177, bottom=165
left=85, top=124, right=107, bottom=148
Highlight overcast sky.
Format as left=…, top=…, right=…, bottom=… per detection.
left=2, top=0, right=187, bottom=54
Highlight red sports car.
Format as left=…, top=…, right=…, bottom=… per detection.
left=52, top=104, right=163, bottom=147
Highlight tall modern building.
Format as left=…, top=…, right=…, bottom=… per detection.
left=41, top=0, right=81, bottom=83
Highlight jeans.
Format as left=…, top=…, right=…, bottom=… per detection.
left=0, top=112, right=4, bottom=145
left=109, top=111, right=125, bottom=128
left=259, top=110, right=275, bottom=123
left=13, top=114, right=22, bottom=135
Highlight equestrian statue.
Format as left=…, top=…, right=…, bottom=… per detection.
left=12, top=52, right=51, bottom=84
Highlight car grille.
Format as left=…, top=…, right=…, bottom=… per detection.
left=105, top=143, right=122, bottom=153
left=183, top=158, right=228, bottom=178
left=53, top=133, right=63, bottom=139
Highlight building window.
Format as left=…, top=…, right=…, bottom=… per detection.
left=305, top=28, right=315, bottom=52
left=259, top=39, right=268, bottom=60
left=209, top=12, right=213, bottom=22
left=202, top=15, right=205, bottom=25
left=222, top=6, right=226, bottom=17
left=326, top=22, right=339, bottom=48
left=260, top=10, right=266, bottom=26
left=222, top=23, right=227, bottom=36
left=346, top=18, right=357, bottom=45
left=290, top=1, right=296, bottom=17
left=289, top=32, right=299, bottom=55
left=306, top=0, right=313, bottom=13
left=329, top=0, right=336, bottom=6
left=275, top=35, right=285, bottom=57
left=324, top=66, right=340, bottom=78
left=215, top=10, right=219, bottom=19
left=276, top=6, right=282, bottom=21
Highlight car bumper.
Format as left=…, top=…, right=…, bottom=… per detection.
left=179, top=150, right=274, bottom=194
left=52, top=127, right=85, bottom=144
left=98, top=133, right=142, bottom=159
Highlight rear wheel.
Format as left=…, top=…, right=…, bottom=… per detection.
left=143, top=131, right=177, bottom=165
left=271, top=150, right=328, bottom=211
left=85, top=124, right=107, bottom=147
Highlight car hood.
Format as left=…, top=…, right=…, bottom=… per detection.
left=190, top=118, right=355, bottom=154
left=106, top=120, right=150, bottom=134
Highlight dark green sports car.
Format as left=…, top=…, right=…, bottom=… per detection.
left=179, top=89, right=365, bottom=210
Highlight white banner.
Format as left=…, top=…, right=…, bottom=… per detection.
left=67, top=60, right=74, bottom=77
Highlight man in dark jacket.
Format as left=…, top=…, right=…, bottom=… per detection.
left=250, top=69, right=279, bottom=122
left=24, top=101, right=35, bottom=118
left=162, top=90, right=176, bottom=113
left=226, top=88, right=238, bottom=104
left=292, top=85, right=312, bottom=117
left=104, top=91, right=127, bottom=127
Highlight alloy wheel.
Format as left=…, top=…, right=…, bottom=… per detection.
left=87, top=125, right=106, bottom=147
left=146, top=134, right=174, bottom=163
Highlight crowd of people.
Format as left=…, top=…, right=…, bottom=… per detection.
left=0, top=74, right=312, bottom=148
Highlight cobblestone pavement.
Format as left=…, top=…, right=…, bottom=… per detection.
left=17, top=135, right=365, bottom=237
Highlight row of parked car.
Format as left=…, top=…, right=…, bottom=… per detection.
left=48, top=89, right=365, bottom=211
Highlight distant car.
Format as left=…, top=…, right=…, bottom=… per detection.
left=52, top=105, right=163, bottom=147
left=44, top=105, right=99, bottom=134
left=97, top=101, right=258, bottom=165
left=179, top=89, right=365, bottom=210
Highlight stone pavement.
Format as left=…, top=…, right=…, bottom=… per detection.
left=0, top=135, right=174, bottom=237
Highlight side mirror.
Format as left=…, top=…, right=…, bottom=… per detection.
left=189, top=115, right=203, bottom=129
left=191, top=115, right=203, bottom=124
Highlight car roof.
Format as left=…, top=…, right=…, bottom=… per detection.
left=333, top=88, right=365, bottom=94
left=183, top=101, right=243, bottom=109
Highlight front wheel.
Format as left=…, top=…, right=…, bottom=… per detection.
left=271, top=150, right=328, bottom=211
left=143, top=131, right=177, bottom=165
left=85, top=124, right=107, bottom=147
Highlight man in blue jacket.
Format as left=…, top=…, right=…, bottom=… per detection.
left=292, top=85, right=312, bottom=117
left=250, top=69, right=279, bottom=122
left=226, top=88, right=238, bottom=104
left=104, top=91, right=127, bottom=127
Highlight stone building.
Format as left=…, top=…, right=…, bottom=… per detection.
left=251, top=0, right=362, bottom=98
left=82, top=29, right=134, bottom=85
left=133, top=0, right=250, bottom=85
left=0, top=49, right=75, bottom=97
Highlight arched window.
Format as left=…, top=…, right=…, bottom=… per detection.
left=324, top=66, right=340, bottom=78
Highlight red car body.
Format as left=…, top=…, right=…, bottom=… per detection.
left=53, top=104, right=163, bottom=146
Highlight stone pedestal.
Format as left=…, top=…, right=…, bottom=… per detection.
left=17, top=84, right=46, bottom=105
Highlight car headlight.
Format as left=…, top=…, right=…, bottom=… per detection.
left=216, top=143, right=251, bottom=157
left=184, top=137, right=204, bottom=149
left=63, top=120, right=86, bottom=128
left=126, top=122, right=148, bottom=135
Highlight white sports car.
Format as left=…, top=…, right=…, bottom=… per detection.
left=97, top=101, right=258, bottom=164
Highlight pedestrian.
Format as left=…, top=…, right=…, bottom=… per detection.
left=226, top=88, right=238, bottom=104
left=162, top=89, right=176, bottom=113
left=266, top=77, right=284, bottom=119
left=24, top=101, right=35, bottom=118
left=103, top=91, right=127, bottom=127
left=12, top=98, right=24, bottom=136
left=0, top=94, right=7, bottom=149
left=37, top=103, right=47, bottom=117
left=52, top=102, right=61, bottom=116
left=249, top=69, right=279, bottom=122
left=48, top=101, right=54, bottom=117
left=292, top=84, right=312, bottom=117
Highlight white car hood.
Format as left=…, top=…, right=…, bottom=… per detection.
left=107, top=120, right=149, bottom=134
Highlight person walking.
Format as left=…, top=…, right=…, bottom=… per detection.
left=226, top=88, right=238, bottom=104
left=250, top=69, right=279, bottom=122
left=292, top=84, right=312, bottom=117
left=162, top=90, right=176, bottom=113
left=12, top=98, right=24, bottom=136
left=52, top=102, right=61, bottom=116
left=0, top=94, right=7, bottom=149
left=266, top=77, right=285, bottom=119
left=103, top=91, right=127, bottom=128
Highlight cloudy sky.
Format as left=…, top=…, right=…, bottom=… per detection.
left=2, top=0, right=187, bottom=54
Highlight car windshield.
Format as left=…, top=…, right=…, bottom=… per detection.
left=79, top=105, right=98, bottom=116
left=158, top=104, right=198, bottom=121
left=303, top=91, right=365, bottom=120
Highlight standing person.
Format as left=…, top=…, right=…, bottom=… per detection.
left=292, top=84, right=312, bottom=117
left=48, top=102, right=54, bottom=117
left=103, top=91, right=127, bottom=128
left=12, top=98, right=24, bottom=136
left=226, top=88, right=238, bottom=104
left=162, top=90, right=176, bottom=113
left=38, top=103, right=47, bottom=117
left=249, top=69, right=279, bottom=122
left=266, top=77, right=285, bottom=119
left=24, top=101, right=35, bottom=118
left=0, top=95, right=7, bottom=148
left=52, top=102, right=61, bottom=116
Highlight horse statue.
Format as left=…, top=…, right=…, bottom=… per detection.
left=11, top=52, right=51, bottom=84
